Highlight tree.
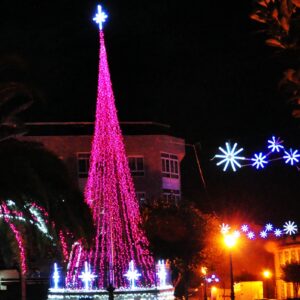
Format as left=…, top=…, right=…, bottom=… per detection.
left=0, top=55, right=39, bottom=141
left=0, top=139, right=93, bottom=273
left=250, top=0, right=300, bottom=117
left=142, top=200, right=219, bottom=299
left=282, top=262, right=300, bottom=298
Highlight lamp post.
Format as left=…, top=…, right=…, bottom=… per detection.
left=262, top=269, right=272, bottom=299
left=201, top=267, right=208, bottom=300
left=224, top=234, right=238, bottom=300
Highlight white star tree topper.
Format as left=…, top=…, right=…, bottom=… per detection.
left=93, top=5, right=108, bottom=30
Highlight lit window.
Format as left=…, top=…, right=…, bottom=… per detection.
left=161, top=153, right=179, bottom=178
left=162, top=189, right=180, bottom=202
left=77, top=153, right=90, bottom=178
left=128, top=157, right=144, bottom=176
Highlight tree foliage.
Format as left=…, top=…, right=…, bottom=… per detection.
left=0, top=139, right=93, bottom=271
left=250, top=0, right=300, bottom=117
left=142, top=200, right=219, bottom=299
left=282, top=262, right=300, bottom=298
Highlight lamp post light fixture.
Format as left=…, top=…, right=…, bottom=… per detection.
left=201, top=267, right=208, bottom=300
left=262, top=269, right=272, bottom=299
left=224, top=233, right=238, bottom=300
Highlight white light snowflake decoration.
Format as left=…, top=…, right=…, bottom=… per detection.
left=215, top=143, right=245, bottom=172
left=283, top=149, right=300, bottom=166
left=251, top=152, right=268, bottom=169
left=260, top=231, right=267, bottom=238
left=220, top=223, right=230, bottom=235
left=247, top=231, right=255, bottom=240
left=265, top=223, right=273, bottom=232
left=268, top=136, right=284, bottom=153
left=274, top=229, right=282, bottom=237
left=283, top=221, right=298, bottom=235
left=241, top=224, right=249, bottom=232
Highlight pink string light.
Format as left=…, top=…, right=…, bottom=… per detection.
left=67, top=29, right=154, bottom=288
left=1, top=204, right=27, bottom=275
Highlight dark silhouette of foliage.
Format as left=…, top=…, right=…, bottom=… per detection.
left=251, top=0, right=300, bottom=117
left=0, top=139, right=93, bottom=270
left=282, top=262, right=300, bottom=298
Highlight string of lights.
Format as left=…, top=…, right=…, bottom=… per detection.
left=214, top=136, right=300, bottom=171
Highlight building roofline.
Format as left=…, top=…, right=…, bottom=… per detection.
left=25, top=121, right=171, bottom=128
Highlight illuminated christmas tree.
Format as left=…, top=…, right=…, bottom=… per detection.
left=67, top=5, right=154, bottom=289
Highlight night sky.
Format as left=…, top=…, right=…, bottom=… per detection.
left=1, top=1, right=300, bottom=222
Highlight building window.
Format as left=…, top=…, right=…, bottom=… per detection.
left=162, top=189, right=180, bottom=202
left=161, top=153, right=179, bottom=179
left=77, top=152, right=90, bottom=178
left=136, top=192, right=146, bottom=204
left=128, top=157, right=144, bottom=176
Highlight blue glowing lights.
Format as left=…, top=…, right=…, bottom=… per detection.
left=215, top=143, right=245, bottom=172
left=268, top=136, right=284, bottom=153
left=215, top=136, right=300, bottom=171
left=283, top=149, right=300, bottom=166
left=283, top=221, right=298, bottom=235
left=251, top=152, right=268, bottom=169
left=93, top=5, right=108, bottom=30
left=221, top=221, right=298, bottom=241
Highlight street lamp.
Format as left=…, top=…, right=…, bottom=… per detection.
left=224, top=234, right=238, bottom=300
left=262, top=269, right=272, bottom=299
left=201, top=267, right=208, bottom=300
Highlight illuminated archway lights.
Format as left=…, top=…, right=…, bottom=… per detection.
left=214, top=136, right=300, bottom=171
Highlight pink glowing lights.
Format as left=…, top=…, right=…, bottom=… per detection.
left=67, top=24, right=154, bottom=288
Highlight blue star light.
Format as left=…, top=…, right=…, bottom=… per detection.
left=274, top=229, right=282, bottom=237
left=93, top=5, right=108, bottom=30
left=283, top=149, right=300, bottom=166
left=247, top=231, right=255, bottom=240
left=251, top=152, right=268, bottom=169
left=215, top=143, right=245, bottom=172
left=265, top=223, right=273, bottom=232
left=283, top=221, right=298, bottom=235
left=260, top=231, right=267, bottom=239
left=241, top=224, right=249, bottom=232
left=268, top=136, right=284, bottom=153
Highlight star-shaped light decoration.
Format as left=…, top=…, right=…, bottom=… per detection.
left=52, top=263, right=60, bottom=290
left=251, top=152, right=268, bottom=169
left=260, top=231, right=267, bottom=239
left=157, top=260, right=167, bottom=288
left=283, top=149, right=300, bottom=166
left=265, top=223, right=273, bottom=232
left=124, top=260, right=141, bottom=289
left=268, top=136, right=284, bottom=153
left=215, top=142, right=245, bottom=172
left=233, top=230, right=240, bottom=238
left=79, top=261, right=97, bottom=290
left=241, top=224, right=249, bottom=232
left=247, top=231, right=255, bottom=240
left=274, top=228, right=282, bottom=237
left=220, top=223, right=230, bottom=235
left=93, top=5, right=108, bottom=30
left=283, top=221, right=298, bottom=235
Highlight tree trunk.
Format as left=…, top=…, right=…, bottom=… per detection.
left=21, top=274, right=26, bottom=300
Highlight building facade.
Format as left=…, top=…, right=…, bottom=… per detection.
left=274, top=236, right=300, bottom=299
left=20, top=122, right=185, bottom=205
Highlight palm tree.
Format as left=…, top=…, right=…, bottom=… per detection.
left=250, top=0, right=300, bottom=117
